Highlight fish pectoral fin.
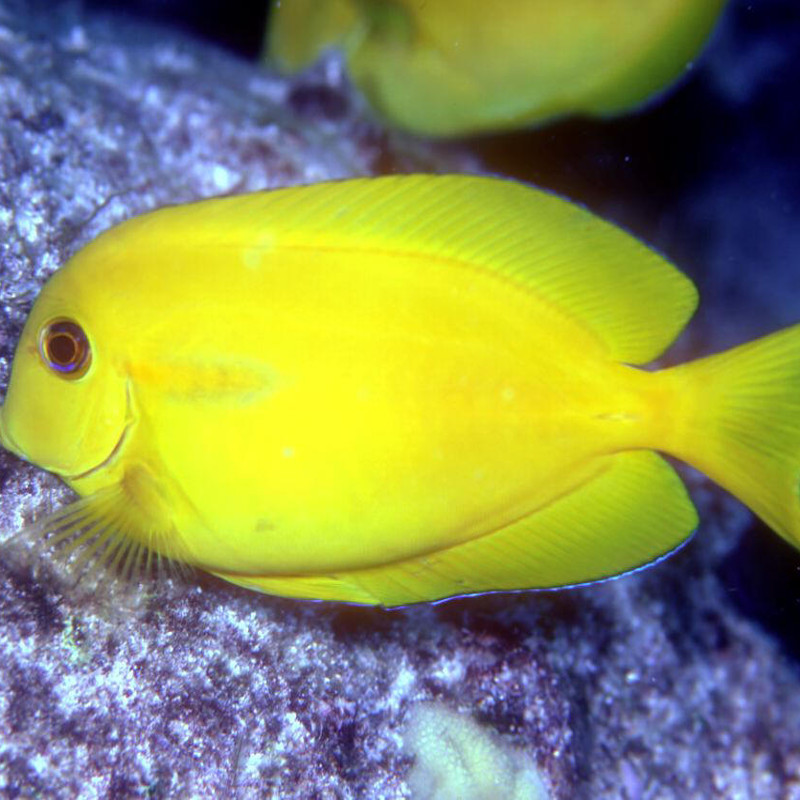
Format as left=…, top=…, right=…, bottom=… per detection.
left=213, top=450, right=698, bottom=607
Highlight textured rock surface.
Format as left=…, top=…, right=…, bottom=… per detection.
left=1, top=1, right=799, bottom=798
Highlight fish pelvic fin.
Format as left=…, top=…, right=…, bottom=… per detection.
left=1, top=484, right=190, bottom=600
left=3, top=461, right=196, bottom=596
left=664, top=322, right=800, bottom=548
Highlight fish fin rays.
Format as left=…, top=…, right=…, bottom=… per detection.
left=665, top=321, right=800, bottom=548
left=215, top=450, right=698, bottom=606
left=2, top=484, right=187, bottom=595
left=157, top=175, right=697, bottom=364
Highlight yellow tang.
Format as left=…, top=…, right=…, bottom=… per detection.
left=2, top=175, right=800, bottom=607
left=267, top=0, right=727, bottom=136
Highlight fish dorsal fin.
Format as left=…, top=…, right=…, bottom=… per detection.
left=215, top=450, right=698, bottom=606
left=268, top=0, right=358, bottom=72
left=150, top=174, right=698, bottom=364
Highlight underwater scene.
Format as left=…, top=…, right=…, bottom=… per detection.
left=0, top=0, right=799, bottom=797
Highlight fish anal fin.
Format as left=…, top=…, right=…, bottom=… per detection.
left=214, top=450, right=697, bottom=606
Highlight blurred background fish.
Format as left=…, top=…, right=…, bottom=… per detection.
left=266, top=0, right=728, bottom=136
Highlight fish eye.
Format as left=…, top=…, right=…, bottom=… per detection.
left=39, top=318, right=92, bottom=379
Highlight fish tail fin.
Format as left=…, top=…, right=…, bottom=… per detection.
left=664, top=323, right=800, bottom=547
left=266, top=0, right=358, bottom=71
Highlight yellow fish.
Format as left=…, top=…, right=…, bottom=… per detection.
left=267, top=0, right=727, bottom=136
left=1, top=175, right=799, bottom=607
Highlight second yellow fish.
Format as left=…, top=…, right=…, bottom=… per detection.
left=267, top=0, right=727, bottom=135
left=1, top=175, right=799, bottom=606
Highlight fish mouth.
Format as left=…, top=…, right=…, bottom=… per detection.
left=66, top=381, right=134, bottom=482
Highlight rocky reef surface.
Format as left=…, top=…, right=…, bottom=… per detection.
left=0, top=1, right=799, bottom=798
